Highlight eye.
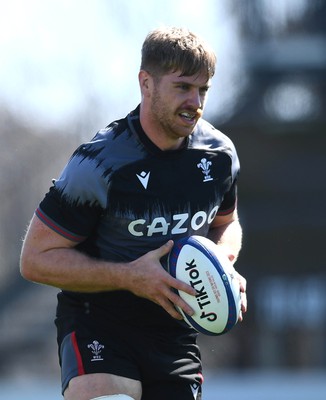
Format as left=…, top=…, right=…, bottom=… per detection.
left=177, top=83, right=191, bottom=91
left=199, top=86, right=209, bottom=96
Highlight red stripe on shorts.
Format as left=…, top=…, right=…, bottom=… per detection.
left=71, top=331, right=85, bottom=375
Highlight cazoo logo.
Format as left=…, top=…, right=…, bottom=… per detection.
left=128, top=206, right=219, bottom=237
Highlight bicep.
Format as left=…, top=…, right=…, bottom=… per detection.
left=20, top=214, right=86, bottom=284
left=22, top=214, right=78, bottom=256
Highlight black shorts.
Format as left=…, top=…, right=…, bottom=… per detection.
left=55, top=292, right=203, bottom=400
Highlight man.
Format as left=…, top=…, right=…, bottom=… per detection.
left=20, top=27, right=247, bottom=400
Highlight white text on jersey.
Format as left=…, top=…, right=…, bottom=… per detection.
left=128, top=206, right=219, bottom=237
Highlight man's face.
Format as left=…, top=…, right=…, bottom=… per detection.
left=149, top=69, right=211, bottom=145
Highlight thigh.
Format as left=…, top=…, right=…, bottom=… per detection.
left=56, top=303, right=143, bottom=394
left=64, top=373, right=142, bottom=400
left=135, top=329, right=203, bottom=396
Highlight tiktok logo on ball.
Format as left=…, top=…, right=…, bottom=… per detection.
left=185, top=259, right=218, bottom=322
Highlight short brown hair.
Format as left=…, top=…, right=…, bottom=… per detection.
left=140, top=27, right=216, bottom=79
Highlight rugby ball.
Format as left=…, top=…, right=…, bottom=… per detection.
left=168, top=235, right=241, bottom=336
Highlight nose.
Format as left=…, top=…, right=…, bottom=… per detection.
left=188, top=89, right=202, bottom=110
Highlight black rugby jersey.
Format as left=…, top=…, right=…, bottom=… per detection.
left=37, top=106, right=240, bottom=329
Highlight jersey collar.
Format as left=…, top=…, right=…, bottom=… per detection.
left=128, top=105, right=189, bottom=156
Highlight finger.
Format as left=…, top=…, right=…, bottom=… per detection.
left=238, top=310, right=243, bottom=322
left=165, top=274, right=197, bottom=297
left=158, top=297, right=184, bottom=320
left=241, top=291, right=247, bottom=313
left=228, top=254, right=235, bottom=263
left=234, top=271, right=246, bottom=292
left=167, top=290, right=194, bottom=317
left=154, top=240, right=174, bottom=259
left=238, top=274, right=247, bottom=292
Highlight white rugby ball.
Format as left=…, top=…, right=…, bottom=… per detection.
left=168, top=235, right=241, bottom=335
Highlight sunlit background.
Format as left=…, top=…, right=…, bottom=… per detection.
left=1, top=0, right=326, bottom=399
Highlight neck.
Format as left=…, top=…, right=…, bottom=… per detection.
left=139, top=105, right=186, bottom=151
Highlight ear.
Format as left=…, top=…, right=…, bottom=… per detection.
left=138, top=70, right=153, bottom=97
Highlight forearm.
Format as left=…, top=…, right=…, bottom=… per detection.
left=20, top=245, right=129, bottom=292
left=20, top=216, right=197, bottom=319
left=208, top=212, right=247, bottom=319
left=208, top=214, right=242, bottom=263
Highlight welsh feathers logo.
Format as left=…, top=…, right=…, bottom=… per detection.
left=87, top=340, right=104, bottom=361
left=197, top=158, right=213, bottom=182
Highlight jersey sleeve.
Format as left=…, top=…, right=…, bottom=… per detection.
left=217, top=135, right=240, bottom=216
left=217, top=179, right=238, bottom=216
left=36, top=143, right=108, bottom=242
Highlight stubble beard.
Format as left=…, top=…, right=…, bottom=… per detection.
left=151, top=89, right=196, bottom=142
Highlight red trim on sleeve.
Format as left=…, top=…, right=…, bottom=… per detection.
left=35, top=208, right=86, bottom=242
left=217, top=204, right=236, bottom=216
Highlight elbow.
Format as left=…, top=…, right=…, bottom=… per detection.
left=20, top=252, right=39, bottom=283
left=20, top=257, right=32, bottom=282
